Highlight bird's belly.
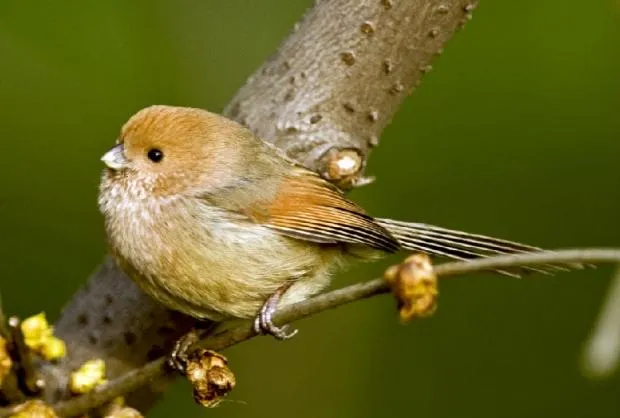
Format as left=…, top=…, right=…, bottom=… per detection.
left=122, top=216, right=338, bottom=321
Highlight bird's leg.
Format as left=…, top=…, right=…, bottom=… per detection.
left=169, top=321, right=216, bottom=374
left=253, top=283, right=298, bottom=340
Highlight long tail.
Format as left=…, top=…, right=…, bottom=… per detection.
left=375, top=218, right=584, bottom=277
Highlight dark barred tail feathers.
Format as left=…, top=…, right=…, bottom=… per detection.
left=375, top=218, right=583, bottom=277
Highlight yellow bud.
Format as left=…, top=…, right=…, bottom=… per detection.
left=0, top=336, right=12, bottom=386
left=40, top=337, right=66, bottom=361
left=383, top=253, right=439, bottom=322
left=104, top=400, right=144, bottom=418
left=21, top=313, right=53, bottom=350
left=70, top=359, right=106, bottom=394
left=9, top=400, right=58, bottom=418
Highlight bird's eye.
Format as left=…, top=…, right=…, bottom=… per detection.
left=147, top=148, right=164, bottom=163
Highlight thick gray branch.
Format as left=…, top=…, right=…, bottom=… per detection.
left=227, top=0, right=477, bottom=187
left=39, top=0, right=478, bottom=410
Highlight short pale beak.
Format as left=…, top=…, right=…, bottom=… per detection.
left=101, top=144, right=128, bottom=170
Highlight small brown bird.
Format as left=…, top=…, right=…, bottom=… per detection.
left=99, top=105, right=566, bottom=339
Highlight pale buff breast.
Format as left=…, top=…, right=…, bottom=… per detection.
left=99, top=175, right=342, bottom=320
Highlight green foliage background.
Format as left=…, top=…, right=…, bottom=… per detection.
left=0, top=1, right=618, bottom=417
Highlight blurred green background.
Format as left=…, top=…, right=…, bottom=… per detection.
left=1, top=0, right=619, bottom=417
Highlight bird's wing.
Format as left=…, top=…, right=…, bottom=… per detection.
left=247, top=169, right=400, bottom=252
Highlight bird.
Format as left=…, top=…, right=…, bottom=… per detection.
left=98, top=105, right=572, bottom=341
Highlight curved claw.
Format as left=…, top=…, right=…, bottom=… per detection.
left=253, top=311, right=298, bottom=340
left=253, top=284, right=298, bottom=340
left=169, top=329, right=200, bottom=375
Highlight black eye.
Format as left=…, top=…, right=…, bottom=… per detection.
left=147, top=148, right=163, bottom=163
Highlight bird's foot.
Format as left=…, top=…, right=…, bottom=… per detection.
left=169, top=329, right=200, bottom=374
left=253, top=284, right=298, bottom=340
left=169, top=322, right=216, bottom=374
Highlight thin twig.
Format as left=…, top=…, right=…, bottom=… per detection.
left=3, top=248, right=616, bottom=418
left=7, top=318, right=41, bottom=395
left=0, top=290, right=9, bottom=339
left=581, top=265, right=620, bottom=378
left=0, top=290, right=27, bottom=405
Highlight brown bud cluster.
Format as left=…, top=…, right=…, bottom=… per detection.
left=384, top=253, right=438, bottom=322
left=185, top=349, right=236, bottom=408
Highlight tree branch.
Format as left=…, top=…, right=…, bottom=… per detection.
left=20, top=248, right=615, bottom=418
left=38, top=0, right=479, bottom=410
left=582, top=266, right=620, bottom=378
left=225, top=0, right=478, bottom=188
left=0, top=291, right=7, bottom=339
